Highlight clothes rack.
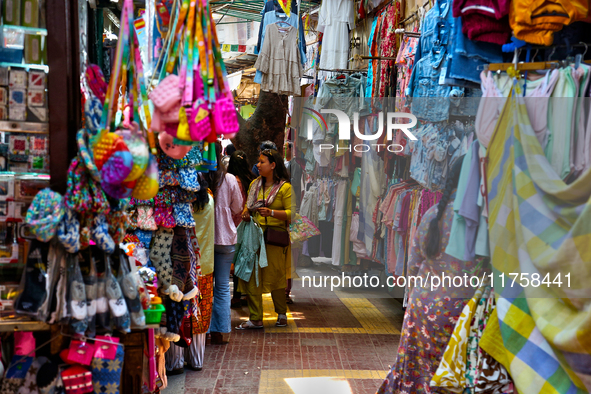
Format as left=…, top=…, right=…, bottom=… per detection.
left=317, top=68, right=368, bottom=73
left=394, top=28, right=421, bottom=37
left=484, top=58, right=591, bottom=72
left=349, top=55, right=398, bottom=62
left=398, top=0, right=431, bottom=26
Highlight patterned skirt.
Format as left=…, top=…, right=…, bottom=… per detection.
left=191, top=273, right=214, bottom=334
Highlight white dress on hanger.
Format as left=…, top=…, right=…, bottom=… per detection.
left=318, top=0, right=355, bottom=70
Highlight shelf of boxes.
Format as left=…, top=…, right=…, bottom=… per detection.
left=2, top=25, right=47, bottom=36
left=0, top=120, right=47, bottom=133
left=0, top=319, right=50, bottom=332
left=0, top=62, right=48, bottom=72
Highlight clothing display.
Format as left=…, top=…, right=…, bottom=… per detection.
left=5, top=0, right=591, bottom=392
left=378, top=202, right=486, bottom=394
left=239, top=104, right=256, bottom=119
left=254, top=24, right=304, bottom=96
left=318, top=0, right=355, bottom=70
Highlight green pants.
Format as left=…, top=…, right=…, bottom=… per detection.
left=246, top=288, right=287, bottom=321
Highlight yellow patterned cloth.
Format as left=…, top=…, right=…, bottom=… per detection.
left=484, top=87, right=591, bottom=393
left=431, top=285, right=486, bottom=392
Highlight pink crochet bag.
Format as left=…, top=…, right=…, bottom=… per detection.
left=187, top=103, right=211, bottom=141
left=151, top=110, right=165, bottom=132
left=159, top=100, right=182, bottom=124
left=149, top=74, right=181, bottom=112
left=213, top=96, right=239, bottom=137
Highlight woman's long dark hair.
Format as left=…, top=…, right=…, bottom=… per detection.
left=193, top=173, right=210, bottom=212
left=202, top=142, right=226, bottom=197
left=227, top=150, right=255, bottom=194
left=424, top=156, right=465, bottom=259
left=260, top=149, right=290, bottom=184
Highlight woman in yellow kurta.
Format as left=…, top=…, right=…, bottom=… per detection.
left=236, top=149, right=293, bottom=329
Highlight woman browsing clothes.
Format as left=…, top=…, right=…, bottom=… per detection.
left=236, top=149, right=294, bottom=329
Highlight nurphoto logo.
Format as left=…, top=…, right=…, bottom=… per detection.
left=304, top=108, right=418, bottom=153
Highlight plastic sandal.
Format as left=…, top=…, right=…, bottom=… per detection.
left=276, top=314, right=288, bottom=327
left=236, top=320, right=263, bottom=330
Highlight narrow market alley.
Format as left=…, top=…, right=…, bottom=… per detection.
left=163, top=262, right=404, bottom=394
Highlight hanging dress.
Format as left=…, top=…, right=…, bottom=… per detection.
left=318, top=0, right=355, bottom=70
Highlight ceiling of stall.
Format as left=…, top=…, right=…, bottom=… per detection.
left=210, top=0, right=321, bottom=23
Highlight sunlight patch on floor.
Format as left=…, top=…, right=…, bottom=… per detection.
left=284, top=377, right=352, bottom=394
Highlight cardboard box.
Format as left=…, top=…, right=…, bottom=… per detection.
left=20, top=0, right=39, bottom=28
left=8, top=105, right=26, bottom=121
left=0, top=68, right=8, bottom=86
left=27, top=88, right=43, bottom=106
left=9, top=69, right=27, bottom=88
left=9, top=88, right=26, bottom=106
left=24, top=35, right=42, bottom=64
left=8, top=134, right=28, bottom=157
left=28, top=70, right=45, bottom=89
left=26, top=105, right=45, bottom=122
left=15, top=178, right=47, bottom=201
left=2, top=0, right=22, bottom=26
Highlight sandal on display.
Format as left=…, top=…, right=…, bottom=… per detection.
left=236, top=320, right=263, bottom=330
left=276, top=314, right=288, bottom=327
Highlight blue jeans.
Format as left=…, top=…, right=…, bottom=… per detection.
left=209, top=244, right=235, bottom=334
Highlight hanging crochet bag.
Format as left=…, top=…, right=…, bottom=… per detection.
left=93, top=0, right=156, bottom=199
left=25, top=188, right=65, bottom=242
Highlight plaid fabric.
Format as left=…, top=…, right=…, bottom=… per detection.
left=485, top=88, right=591, bottom=394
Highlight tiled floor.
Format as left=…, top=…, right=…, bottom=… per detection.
left=164, top=262, right=404, bottom=394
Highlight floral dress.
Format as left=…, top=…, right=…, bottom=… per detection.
left=377, top=200, right=484, bottom=394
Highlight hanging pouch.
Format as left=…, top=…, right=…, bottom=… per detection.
left=91, top=214, right=116, bottom=254
left=102, top=178, right=136, bottom=199
left=187, top=103, right=212, bottom=141
left=14, top=240, right=50, bottom=319
left=85, top=64, right=108, bottom=103
left=117, top=121, right=150, bottom=182
left=175, top=107, right=193, bottom=142
left=158, top=131, right=191, bottom=159
left=91, top=247, right=110, bottom=331
left=159, top=99, right=182, bottom=124
left=149, top=74, right=181, bottom=112
left=117, top=252, right=145, bottom=328
left=212, top=96, right=239, bottom=137
left=132, top=153, right=160, bottom=200
left=159, top=169, right=180, bottom=187
left=58, top=208, right=80, bottom=254
left=105, top=254, right=131, bottom=333
left=80, top=248, right=97, bottom=338
left=0, top=356, right=33, bottom=394
left=173, top=203, right=195, bottom=228
left=66, top=254, right=88, bottom=335
left=154, top=205, right=176, bottom=228
left=136, top=205, right=158, bottom=231
left=179, top=166, right=200, bottom=191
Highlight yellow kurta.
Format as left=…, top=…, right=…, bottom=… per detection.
left=192, top=195, right=215, bottom=275
left=239, top=181, right=294, bottom=295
